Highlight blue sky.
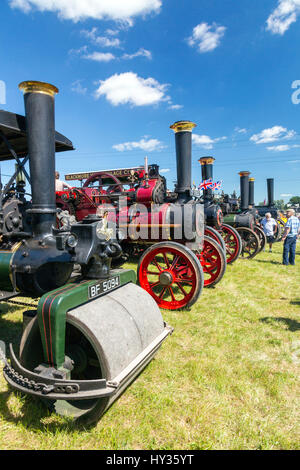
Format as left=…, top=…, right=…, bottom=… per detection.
left=0, top=0, right=300, bottom=203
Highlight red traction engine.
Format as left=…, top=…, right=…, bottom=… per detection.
left=57, top=121, right=227, bottom=310
left=198, top=157, right=243, bottom=265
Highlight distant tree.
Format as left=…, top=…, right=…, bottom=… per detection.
left=289, top=196, right=300, bottom=206
left=274, top=199, right=286, bottom=210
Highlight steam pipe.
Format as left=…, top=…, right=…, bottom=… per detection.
left=239, top=171, right=251, bottom=211
left=19, top=81, right=58, bottom=237
left=170, top=121, right=196, bottom=201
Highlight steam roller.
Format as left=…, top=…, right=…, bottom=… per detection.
left=0, top=81, right=172, bottom=425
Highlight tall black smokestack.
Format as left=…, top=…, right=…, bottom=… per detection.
left=249, top=177, right=255, bottom=207
left=239, top=171, right=251, bottom=211
left=170, top=121, right=196, bottom=201
left=19, top=81, right=58, bottom=236
left=267, top=178, right=274, bottom=206
left=199, top=156, right=215, bottom=200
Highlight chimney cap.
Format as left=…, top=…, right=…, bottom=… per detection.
left=199, top=156, right=215, bottom=165
left=239, top=171, right=251, bottom=177
left=249, top=177, right=255, bottom=181
left=19, top=81, right=59, bottom=97
left=170, top=121, right=196, bottom=133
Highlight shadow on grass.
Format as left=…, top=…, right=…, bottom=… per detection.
left=290, top=300, right=300, bottom=306
left=0, top=389, right=83, bottom=433
left=254, top=260, right=282, bottom=265
left=260, top=317, right=300, bottom=332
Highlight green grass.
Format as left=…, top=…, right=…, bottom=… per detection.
left=0, top=243, right=299, bottom=450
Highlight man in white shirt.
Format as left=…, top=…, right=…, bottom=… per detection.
left=260, top=212, right=277, bottom=253
left=55, top=171, right=72, bottom=192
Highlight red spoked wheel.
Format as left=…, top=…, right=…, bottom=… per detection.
left=137, top=242, right=204, bottom=310
left=204, top=226, right=226, bottom=254
left=218, top=224, right=242, bottom=264
left=196, top=236, right=226, bottom=288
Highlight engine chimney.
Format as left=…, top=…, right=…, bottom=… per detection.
left=170, top=121, right=196, bottom=201
left=199, top=156, right=215, bottom=200
left=267, top=178, right=274, bottom=206
left=249, top=177, right=255, bottom=207
left=19, top=81, right=58, bottom=237
left=239, top=171, right=251, bottom=211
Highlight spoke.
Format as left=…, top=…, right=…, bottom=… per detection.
left=149, top=281, right=161, bottom=289
left=170, top=254, right=181, bottom=271
left=159, top=287, right=167, bottom=299
left=151, top=258, right=163, bottom=272
left=176, top=282, right=188, bottom=297
left=146, top=270, right=160, bottom=276
left=168, top=287, right=176, bottom=302
left=163, top=252, right=170, bottom=269
left=174, top=277, right=193, bottom=285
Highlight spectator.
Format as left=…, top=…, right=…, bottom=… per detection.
left=282, top=209, right=300, bottom=266
left=55, top=171, right=72, bottom=192
left=260, top=212, right=277, bottom=253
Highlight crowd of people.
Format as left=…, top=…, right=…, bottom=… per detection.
left=260, top=209, right=300, bottom=266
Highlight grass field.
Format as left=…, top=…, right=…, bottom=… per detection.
left=0, top=242, right=299, bottom=450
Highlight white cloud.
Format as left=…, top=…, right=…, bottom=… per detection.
left=187, top=22, right=226, bottom=53
left=81, top=28, right=121, bottom=47
left=160, top=168, right=170, bottom=173
left=122, top=48, right=152, bottom=60
left=281, top=193, right=293, bottom=197
left=9, top=0, right=162, bottom=24
left=83, top=52, right=115, bottom=62
left=267, top=144, right=300, bottom=151
left=105, top=28, right=120, bottom=36
left=192, top=134, right=227, bottom=149
left=168, top=104, right=183, bottom=110
left=266, top=0, right=300, bottom=35
left=287, top=160, right=300, bottom=163
left=250, top=126, right=296, bottom=144
left=113, top=138, right=165, bottom=152
left=94, top=72, right=170, bottom=107
left=71, top=80, right=87, bottom=95
left=234, top=127, right=248, bottom=134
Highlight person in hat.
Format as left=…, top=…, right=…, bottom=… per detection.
left=282, top=208, right=300, bottom=265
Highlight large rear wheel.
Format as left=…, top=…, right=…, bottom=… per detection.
left=196, top=236, right=226, bottom=288
left=236, top=227, right=260, bottom=259
left=218, top=224, right=242, bottom=264
left=204, top=226, right=226, bottom=254
left=253, top=225, right=267, bottom=253
left=137, top=242, right=204, bottom=310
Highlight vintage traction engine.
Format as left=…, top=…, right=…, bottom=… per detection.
left=0, top=81, right=172, bottom=424
left=198, top=157, right=242, bottom=264
left=219, top=171, right=264, bottom=259
left=255, top=178, right=283, bottom=241
left=57, top=121, right=231, bottom=311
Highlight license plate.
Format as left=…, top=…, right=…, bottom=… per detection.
left=88, top=276, right=121, bottom=300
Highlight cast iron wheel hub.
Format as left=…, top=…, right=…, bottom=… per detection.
left=159, top=271, right=174, bottom=286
